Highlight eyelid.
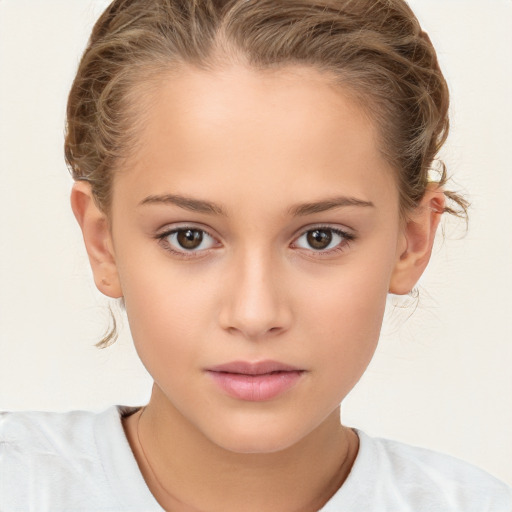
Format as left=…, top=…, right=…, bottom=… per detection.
left=292, top=223, right=356, bottom=240
left=154, top=222, right=355, bottom=259
left=155, top=223, right=222, bottom=258
left=155, top=221, right=217, bottom=237
left=291, top=224, right=356, bottom=254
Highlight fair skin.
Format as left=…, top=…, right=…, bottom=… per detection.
left=72, top=65, right=443, bottom=512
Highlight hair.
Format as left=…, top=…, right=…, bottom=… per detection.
left=65, top=0, right=468, bottom=346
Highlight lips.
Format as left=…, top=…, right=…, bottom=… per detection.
left=205, top=360, right=305, bottom=402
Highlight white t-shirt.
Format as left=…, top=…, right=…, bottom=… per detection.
left=1, top=406, right=510, bottom=511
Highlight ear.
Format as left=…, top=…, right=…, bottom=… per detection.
left=71, top=181, right=122, bottom=298
left=389, top=184, right=445, bottom=295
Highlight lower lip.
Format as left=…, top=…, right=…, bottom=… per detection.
left=207, top=371, right=304, bottom=401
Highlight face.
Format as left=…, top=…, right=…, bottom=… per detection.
left=107, top=65, right=406, bottom=453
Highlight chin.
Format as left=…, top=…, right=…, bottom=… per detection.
left=217, top=433, right=301, bottom=455
left=201, top=414, right=313, bottom=455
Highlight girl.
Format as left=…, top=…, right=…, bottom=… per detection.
left=1, top=0, right=511, bottom=510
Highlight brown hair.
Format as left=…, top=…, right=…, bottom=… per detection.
left=65, top=0, right=468, bottom=345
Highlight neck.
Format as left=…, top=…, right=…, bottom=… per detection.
left=123, top=385, right=358, bottom=512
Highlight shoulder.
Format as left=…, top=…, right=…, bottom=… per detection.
left=0, top=406, right=127, bottom=461
left=0, top=408, right=119, bottom=507
left=0, top=406, right=161, bottom=511
left=1, top=407, right=105, bottom=443
left=323, top=429, right=512, bottom=512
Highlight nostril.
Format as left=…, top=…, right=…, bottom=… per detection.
left=217, top=267, right=293, bottom=339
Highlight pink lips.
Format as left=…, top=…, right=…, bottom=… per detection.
left=206, top=361, right=304, bottom=402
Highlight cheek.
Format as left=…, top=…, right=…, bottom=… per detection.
left=308, top=279, right=386, bottom=364
left=301, top=249, right=392, bottom=332
left=298, top=254, right=393, bottom=389
left=120, top=250, right=215, bottom=327
left=118, top=261, right=219, bottom=375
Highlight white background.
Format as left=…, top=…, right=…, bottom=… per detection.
left=0, top=0, right=511, bottom=486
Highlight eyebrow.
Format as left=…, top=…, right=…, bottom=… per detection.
left=139, top=194, right=226, bottom=215
left=138, top=193, right=374, bottom=216
left=288, top=196, right=374, bottom=216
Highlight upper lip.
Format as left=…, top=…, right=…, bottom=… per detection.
left=206, top=360, right=303, bottom=375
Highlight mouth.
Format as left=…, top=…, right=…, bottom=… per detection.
left=205, top=360, right=305, bottom=402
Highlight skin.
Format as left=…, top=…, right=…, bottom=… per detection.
left=72, top=65, right=444, bottom=511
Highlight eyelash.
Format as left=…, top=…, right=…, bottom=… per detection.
left=292, top=225, right=355, bottom=256
left=156, top=225, right=219, bottom=258
left=156, top=225, right=356, bottom=259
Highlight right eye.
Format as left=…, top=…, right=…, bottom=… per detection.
left=159, top=227, right=219, bottom=256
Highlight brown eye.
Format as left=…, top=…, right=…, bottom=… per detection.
left=161, top=227, right=218, bottom=256
left=176, top=229, right=204, bottom=249
left=306, top=229, right=333, bottom=250
left=294, top=227, right=352, bottom=253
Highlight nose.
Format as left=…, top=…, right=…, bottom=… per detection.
left=219, top=249, right=293, bottom=340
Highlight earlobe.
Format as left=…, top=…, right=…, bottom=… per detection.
left=71, top=181, right=122, bottom=298
left=389, top=185, right=445, bottom=295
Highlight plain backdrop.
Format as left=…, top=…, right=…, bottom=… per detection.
left=0, top=0, right=511, bottom=486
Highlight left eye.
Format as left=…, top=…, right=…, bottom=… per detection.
left=164, top=228, right=217, bottom=252
left=294, top=228, right=349, bottom=251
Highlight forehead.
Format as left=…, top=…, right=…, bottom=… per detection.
left=116, top=64, right=398, bottom=214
